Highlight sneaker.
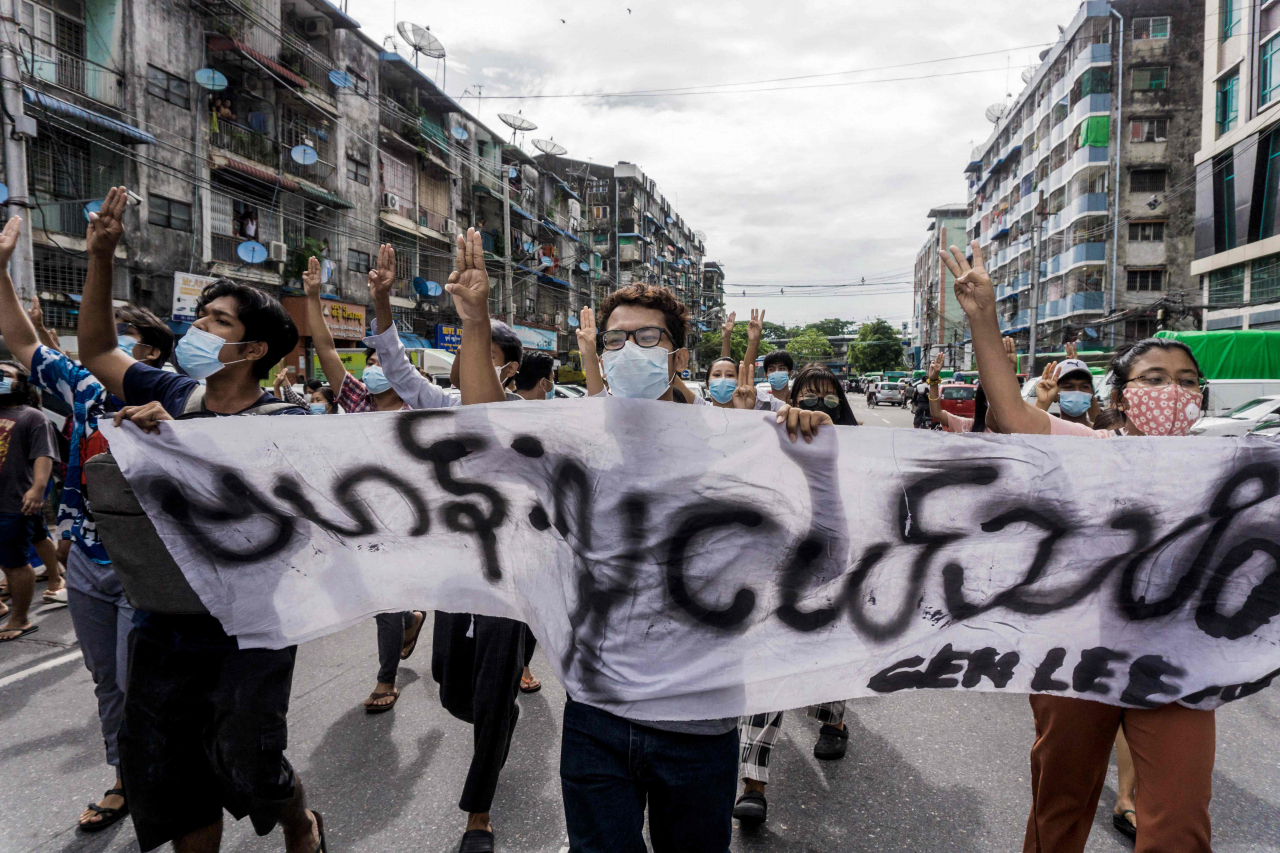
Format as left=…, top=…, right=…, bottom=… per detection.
left=732, top=790, right=767, bottom=825
left=813, top=723, right=848, bottom=760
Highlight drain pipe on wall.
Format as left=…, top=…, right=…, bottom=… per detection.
left=1110, top=7, right=1124, bottom=342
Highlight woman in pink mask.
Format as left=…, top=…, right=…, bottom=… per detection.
left=940, top=240, right=1212, bottom=853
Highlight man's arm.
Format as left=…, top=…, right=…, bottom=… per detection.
left=371, top=243, right=395, bottom=336
left=925, top=352, right=949, bottom=428
left=0, top=218, right=41, bottom=369
left=23, top=456, right=52, bottom=515
left=743, top=309, right=764, bottom=375
left=576, top=306, right=605, bottom=397
left=78, top=186, right=133, bottom=399
left=720, top=311, right=736, bottom=358
left=303, top=255, right=349, bottom=388
left=365, top=244, right=455, bottom=408
left=445, top=229, right=504, bottom=405
left=27, top=294, right=61, bottom=353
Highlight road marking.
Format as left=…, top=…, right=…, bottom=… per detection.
left=0, top=649, right=82, bottom=689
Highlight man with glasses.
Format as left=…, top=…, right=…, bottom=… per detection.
left=447, top=228, right=832, bottom=853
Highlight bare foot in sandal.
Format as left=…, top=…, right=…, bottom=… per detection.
left=79, top=780, right=127, bottom=831
left=400, top=611, right=426, bottom=660
left=520, top=667, right=541, bottom=693
left=363, top=682, right=400, bottom=713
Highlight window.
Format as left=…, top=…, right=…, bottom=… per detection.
left=347, top=249, right=370, bottom=273
left=147, top=195, right=191, bottom=231
left=1215, top=153, right=1237, bottom=251
left=1251, top=255, right=1280, bottom=302
left=1130, top=118, right=1169, bottom=142
left=1208, top=264, right=1245, bottom=303
left=1130, top=169, right=1167, bottom=192
left=1264, top=38, right=1280, bottom=107
left=1217, top=71, right=1240, bottom=136
left=1129, top=222, right=1165, bottom=241
left=345, top=67, right=370, bottom=97
left=1125, top=318, right=1157, bottom=340
left=1133, top=16, right=1170, bottom=40
left=145, top=65, right=190, bottom=109
left=1127, top=269, right=1165, bottom=291
left=1133, top=67, right=1169, bottom=90
left=1221, top=0, right=1240, bottom=40
left=346, top=155, right=370, bottom=185
left=1262, top=134, right=1280, bottom=239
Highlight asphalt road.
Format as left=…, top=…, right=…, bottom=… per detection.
left=2, top=400, right=1277, bottom=853
left=851, top=394, right=918, bottom=429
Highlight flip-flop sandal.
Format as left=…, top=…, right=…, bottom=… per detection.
left=0, top=625, right=38, bottom=642
left=79, top=788, right=128, bottom=832
left=311, top=811, right=327, bottom=853
left=459, top=829, right=495, bottom=853
left=520, top=674, right=541, bottom=694
left=400, top=611, right=427, bottom=660
left=43, top=588, right=68, bottom=604
left=1112, top=810, right=1137, bottom=841
left=364, top=688, right=399, bottom=714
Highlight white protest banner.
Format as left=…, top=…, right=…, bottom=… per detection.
left=101, top=399, right=1280, bottom=721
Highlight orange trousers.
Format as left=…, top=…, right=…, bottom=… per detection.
left=1023, top=695, right=1215, bottom=853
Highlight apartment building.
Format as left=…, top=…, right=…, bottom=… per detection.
left=912, top=203, right=968, bottom=368
left=1190, top=0, right=1280, bottom=331
left=2, top=0, right=711, bottom=370
left=965, top=0, right=1203, bottom=352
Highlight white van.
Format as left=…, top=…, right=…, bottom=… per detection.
left=1202, top=379, right=1280, bottom=418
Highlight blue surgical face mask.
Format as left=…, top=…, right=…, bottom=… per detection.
left=768, top=370, right=789, bottom=390
left=118, top=334, right=139, bottom=357
left=361, top=365, right=391, bottom=394
left=0, top=378, right=13, bottom=395
left=545, top=386, right=555, bottom=400
left=1058, top=390, right=1093, bottom=417
left=602, top=341, right=672, bottom=400
left=176, top=326, right=252, bottom=380
left=708, top=377, right=737, bottom=404
left=309, top=402, right=328, bottom=415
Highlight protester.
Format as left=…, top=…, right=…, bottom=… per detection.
left=1033, top=344, right=1100, bottom=427
left=0, top=215, right=178, bottom=828
left=761, top=350, right=795, bottom=404
left=363, top=237, right=528, bottom=853
left=705, top=357, right=739, bottom=407
left=460, top=240, right=832, bottom=852
left=789, top=364, right=859, bottom=426
left=941, top=238, right=1214, bottom=853
left=77, top=187, right=323, bottom=853
left=0, top=355, right=59, bottom=644
left=512, top=351, right=555, bottom=401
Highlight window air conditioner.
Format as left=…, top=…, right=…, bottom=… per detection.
left=303, top=17, right=330, bottom=37
left=269, top=241, right=287, bottom=262
left=445, top=218, right=457, bottom=233
left=381, top=193, right=401, bottom=211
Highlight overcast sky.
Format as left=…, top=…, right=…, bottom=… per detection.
left=350, top=0, right=1084, bottom=330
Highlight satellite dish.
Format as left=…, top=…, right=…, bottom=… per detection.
left=412, top=276, right=442, bottom=297
left=1038, top=48, right=1051, bottom=61
left=194, top=68, right=228, bottom=91
left=237, top=241, right=268, bottom=264
left=451, top=126, right=469, bottom=142
left=328, top=69, right=354, bottom=89
left=523, top=241, right=535, bottom=253
left=498, top=112, right=537, bottom=132
left=397, top=21, right=445, bottom=62
left=694, top=230, right=706, bottom=241
left=540, top=256, right=554, bottom=268
left=532, top=138, right=567, bottom=156
left=290, top=144, right=318, bottom=165
left=984, top=103, right=1007, bottom=124
left=579, top=262, right=590, bottom=272
left=82, top=199, right=102, bottom=221
left=665, top=216, right=674, bottom=224
left=1021, top=67, right=1034, bottom=84
left=0, top=182, right=7, bottom=204
left=568, top=315, right=580, bottom=328
left=425, top=280, right=442, bottom=296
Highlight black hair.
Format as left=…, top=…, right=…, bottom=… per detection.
left=597, top=283, right=689, bottom=350
left=305, top=379, right=324, bottom=392
left=0, top=359, right=35, bottom=407
left=1104, top=337, right=1204, bottom=426
left=364, top=346, right=376, bottom=359
left=789, top=364, right=858, bottom=426
left=972, top=384, right=988, bottom=433
left=514, top=351, right=555, bottom=391
left=312, top=385, right=337, bottom=413
left=490, top=319, right=524, bottom=365
left=762, top=350, right=794, bottom=373
left=705, top=356, right=737, bottom=381
left=195, top=279, right=299, bottom=380
left=115, top=305, right=175, bottom=365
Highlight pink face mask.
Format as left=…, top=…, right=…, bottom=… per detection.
left=1122, top=384, right=1201, bottom=437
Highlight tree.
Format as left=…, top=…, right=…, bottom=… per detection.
left=848, top=318, right=906, bottom=374
left=696, top=325, right=775, bottom=364
left=785, top=328, right=834, bottom=364
left=761, top=320, right=789, bottom=341
left=803, top=318, right=857, bottom=337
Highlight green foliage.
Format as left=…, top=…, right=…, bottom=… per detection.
left=849, top=318, right=906, bottom=374
left=785, top=328, right=834, bottom=364
left=696, top=325, right=776, bottom=365
left=761, top=320, right=789, bottom=341
left=803, top=318, right=858, bottom=337
left=284, top=238, right=326, bottom=284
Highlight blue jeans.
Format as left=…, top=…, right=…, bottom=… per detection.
left=560, top=699, right=737, bottom=853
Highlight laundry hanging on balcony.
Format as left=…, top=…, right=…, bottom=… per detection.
left=1079, top=115, right=1110, bottom=148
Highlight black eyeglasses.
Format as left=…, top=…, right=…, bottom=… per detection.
left=798, top=394, right=841, bottom=411
left=600, top=327, right=669, bottom=351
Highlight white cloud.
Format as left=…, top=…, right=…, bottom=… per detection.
left=351, top=0, right=1083, bottom=326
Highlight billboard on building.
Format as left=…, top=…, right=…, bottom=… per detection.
left=514, top=324, right=557, bottom=352
left=172, top=272, right=216, bottom=322
left=436, top=324, right=462, bottom=353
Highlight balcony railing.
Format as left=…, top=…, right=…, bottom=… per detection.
left=210, top=119, right=279, bottom=167
left=211, top=233, right=240, bottom=264
left=25, top=41, right=124, bottom=109
left=30, top=198, right=86, bottom=237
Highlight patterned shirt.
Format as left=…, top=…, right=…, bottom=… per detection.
left=335, top=372, right=409, bottom=414
left=28, top=345, right=110, bottom=563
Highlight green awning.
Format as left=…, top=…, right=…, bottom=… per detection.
left=1079, top=115, right=1110, bottom=148
left=295, top=183, right=355, bottom=209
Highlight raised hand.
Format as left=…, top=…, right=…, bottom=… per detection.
left=747, top=308, right=765, bottom=344
left=27, top=294, right=44, bottom=330
left=0, top=217, right=22, bottom=267
left=576, top=305, right=597, bottom=352
left=1065, top=341, right=1078, bottom=360
left=1003, top=336, right=1019, bottom=370
left=722, top=311, right=736, bottom=336
left=939, top=240, right=994, bottom=319
left=1035, top=360, right=1059, bottom=409
left=273, top=364, right=291, bottom=391
left=927, top=351, right=944, bottom=383
left=445, top=228, right=490, bottom=323
left=86, top=186, right=127, bottom=259
left=731, top=360, right=757, bottom=409
left=303, top=255, right=322, bottom=299
left=368, top=243, right=395, bottom=300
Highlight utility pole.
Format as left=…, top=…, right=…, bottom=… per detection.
left=0, top=0, right=35, bottom=301
left=501, top=169, right=513, bottom=325
left=613, top=176, right=620, bottom=293
left=1028, top=191, right=1042, bottom=374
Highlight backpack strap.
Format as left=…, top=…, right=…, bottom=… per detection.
left=181, top=384, right=207, bottom=415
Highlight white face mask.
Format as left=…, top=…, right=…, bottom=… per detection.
left=602, top=341, right=673, bottom=399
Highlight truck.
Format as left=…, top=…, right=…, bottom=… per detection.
left=557, top=350, right=586, bottom=385
left=1154, top=330, right=1280, bottom=417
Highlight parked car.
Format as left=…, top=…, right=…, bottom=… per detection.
left=553, top=384, right=586, bottom=399
left=867, top=381, right=904, bottom=406
left=939, top=384, right=977, bottom=418
left=1188, top=395, right=1280, bottom=436
left=1202, top=379, right=1280, bottom=418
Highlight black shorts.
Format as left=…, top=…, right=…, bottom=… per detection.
left=0, top=511, right=49, bottom=569
left=119, top=615, right=298, bottom=852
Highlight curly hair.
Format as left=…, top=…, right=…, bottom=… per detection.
left=597, top=284, right=689, bottom=350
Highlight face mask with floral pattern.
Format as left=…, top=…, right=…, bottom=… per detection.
left=1122, top=384, right=1201, bottom=436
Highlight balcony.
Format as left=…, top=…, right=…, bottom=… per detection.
left=210, top=119, right=279, bottom=168
left=1064, top=191, right=1108, bottom=225
left=1070, top=93, right=1111, bottom=129
left=1051, top=121, right=1067, bottom=146
left=1070, top=143, right=1109, bottom=174
left=211, top=233, right=240, bottom=264
left=1066, top=241, right=1107, bottom=269
left=1049, top=161, right=1069, bottom=193
left=279, top=34, right=336, bottom=96
left=1070, top=42, right=1111, bottom=81
left=25, top=42, right=124, bottom=109
left=30, top=198, right=86, bottom=237
left=1064, top=290, right=1105, bottom=314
